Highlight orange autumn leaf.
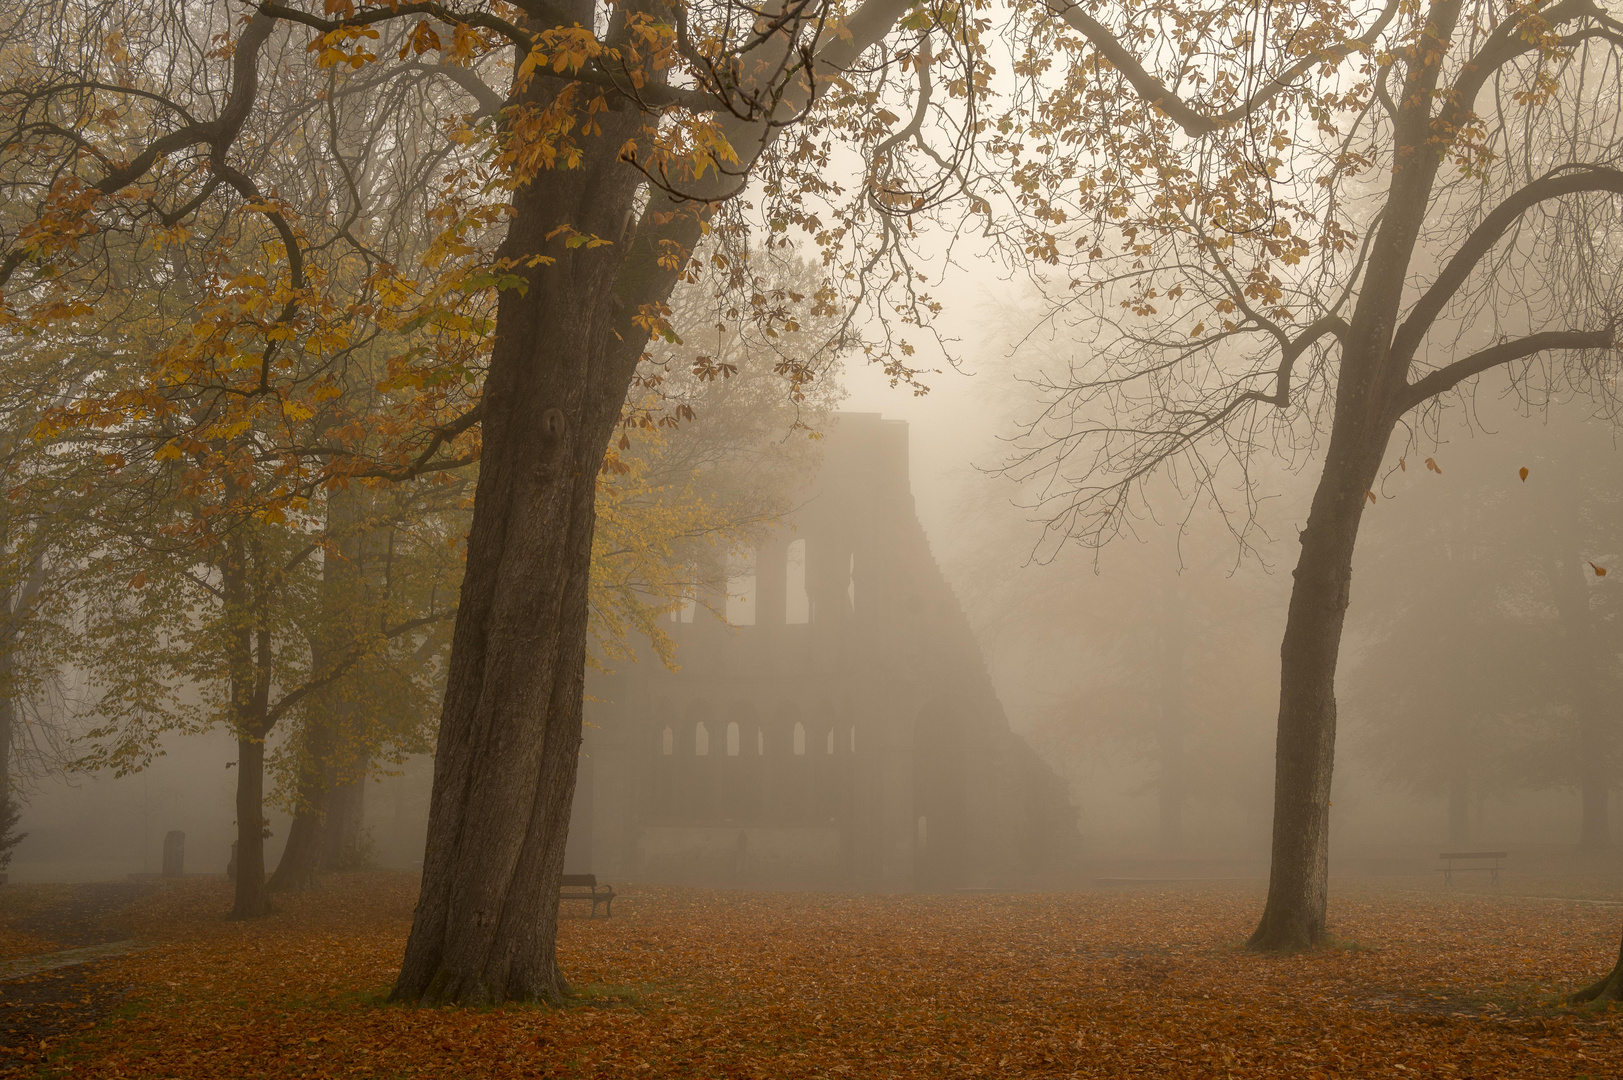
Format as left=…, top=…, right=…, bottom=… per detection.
left=13, top=874, right=1623, bottom=1080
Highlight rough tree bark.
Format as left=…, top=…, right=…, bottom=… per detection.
left=389, top=55, right=666, bottom=1004
left=227, top=530, right=277, bottom=920
left=233, top=731, right=271, bottom=917
left=1247, top=436, right=1385, bottom=949
left=384, top=0, right=913, bottom=1005
left=1247, top=0, right=1466, bottom=951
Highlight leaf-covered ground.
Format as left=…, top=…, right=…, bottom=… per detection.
left=9, top=873, right=1623, bottom=1078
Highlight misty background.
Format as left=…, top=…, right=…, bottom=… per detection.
left=13, top=267, right=1617, bottom=885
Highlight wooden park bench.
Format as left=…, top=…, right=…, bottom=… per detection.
left=559, top=873, right=615, bottom=917
left=1439, top=851, right=1508, bottom=886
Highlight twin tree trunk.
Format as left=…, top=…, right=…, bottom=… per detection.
left=390, top=67, right=690, bottom=1004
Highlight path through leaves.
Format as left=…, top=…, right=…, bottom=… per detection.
left=20, top=874, right=1623, bottom=1077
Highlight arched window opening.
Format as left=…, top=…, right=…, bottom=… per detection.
left=825, top=729, right=835, bottom=755
left=849, top=726, right=857, bottom=754
left=917, top=815, right=929, bottom=853
left=793, top=722, right=806, bottom=756
left=695, top=721, right=710, bottom=756
left=662, top=726, right=673, bottom=755
left=846, top=551, right=856, bottom=611
left=757, top=728, right=765, bottom=755
left=785, top=539, right=810, bottom=624
left=726, top=550, right=757, bottom=626
left=726, top=722, right=740, bottom=757
left=670, top=595, right=696, bottom=623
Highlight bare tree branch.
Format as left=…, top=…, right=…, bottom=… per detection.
left=1396, top=327, right=1616, bottom=414
left=1040, top=0, right=1400, bottom=138
left=1389, top=166, right=1623, bottom=367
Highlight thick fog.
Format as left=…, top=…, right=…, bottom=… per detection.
left=13, top=276, right=1619, bottom=888
left=841, top=292, right=1621, bottom=870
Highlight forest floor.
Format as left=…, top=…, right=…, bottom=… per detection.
left=0, top=871, right=1620, bottom=1078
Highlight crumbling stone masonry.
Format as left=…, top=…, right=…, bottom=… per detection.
left=565, top=413, right=1077, bottom=890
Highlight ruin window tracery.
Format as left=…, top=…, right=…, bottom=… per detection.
left=695, top=722, right=710, bottom=756
left=726, top=722, right=740, bottom=757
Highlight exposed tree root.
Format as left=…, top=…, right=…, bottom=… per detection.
left=1570, top=924, right=1623, bottom=1005
left=1246, top=906, right=1324, bottom=954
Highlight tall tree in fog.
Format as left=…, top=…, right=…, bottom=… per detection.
left=0, top=0, right=957, bottom=1004
left=1000, top=1, right=1623, bottom=950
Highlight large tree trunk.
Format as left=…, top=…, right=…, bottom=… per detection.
left=1571, top=923, right=1623, bottom=1003
left=232, top=731, right=272, bottom=918
left=1247, top=431, right=1387, bottom=951
left=387, top=0, right=906, bottom=1004
left=227, top=531, right=276, bottom=920
left=1246, top=0, right=1462, bottom=951
left=390, top=72, right=683, bottom=1004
